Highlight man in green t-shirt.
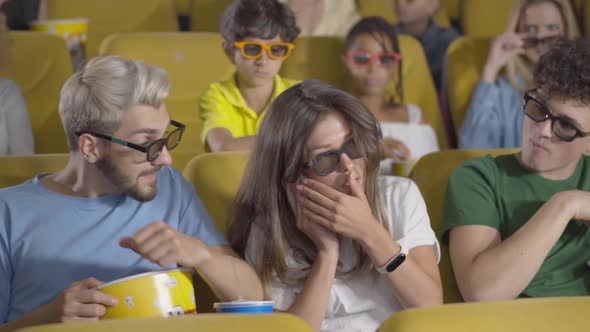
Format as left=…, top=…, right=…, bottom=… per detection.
left=443, top=39, right=590, bottom=300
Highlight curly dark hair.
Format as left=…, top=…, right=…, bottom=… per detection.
left=344, top=16, right=404, bottom=105
left=534, top=38, right=590, bottom=104
left=220, top=0, right=300, bottom=44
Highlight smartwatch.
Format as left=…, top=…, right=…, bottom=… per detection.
left=376, top=249, right=406, bottom=274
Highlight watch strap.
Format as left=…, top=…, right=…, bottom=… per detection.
left=376, top=247, right=406, bottom=274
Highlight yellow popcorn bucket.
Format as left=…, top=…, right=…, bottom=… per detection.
left=97, top=268, right=196, bottom=319
left=30, top=18, right=88, bottom=69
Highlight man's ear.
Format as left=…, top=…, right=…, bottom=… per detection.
left=78, top=133, right=103, bottom=163
left=222, top=39, right=236, bottom=64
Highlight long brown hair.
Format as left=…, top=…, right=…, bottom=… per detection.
left=505, top=0, right=580, bottom=91
left=228, top=79, right=387, bottom=295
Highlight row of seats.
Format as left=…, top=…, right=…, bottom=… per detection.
left=446, top=37, right=494, bottom=133
left=184, top=149, right=526, bottom=305
left=366, top=0, right=589, bottom=38
left=4, top=30, right=537, bottom=157
left=41, top=0, right=590, bottom=56
left=44, top=0, right=451, bottom=58
left=14, top=296, right=590, bottom=332
left=15, top=295, right=590, bottom=331
left=2, top=31, right=444, bottom=165
left=3, top=150, right=590, bottom=332
left=0, top=148, right=518, bottom=306
left=3, top=30, right=546, bottom=163
left=461, top=0, right=588, bottom=38
left=9, top=1, right=588, bottom=157
left=43, top=0, right=456, bottom=58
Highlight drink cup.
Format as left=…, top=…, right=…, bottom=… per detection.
left=214, top=301, right=274, bottom=314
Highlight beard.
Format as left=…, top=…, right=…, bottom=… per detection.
left=95, top=154, right=160, bottom=202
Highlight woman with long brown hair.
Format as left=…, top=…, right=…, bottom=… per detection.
left=228, top=79, right=442, bottom=331
left=459, top=0, right=579, bottom=149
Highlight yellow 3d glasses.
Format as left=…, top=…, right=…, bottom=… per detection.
left=233, top=41, right=295, bottom=60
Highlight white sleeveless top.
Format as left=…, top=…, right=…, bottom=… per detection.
left=379, top=104, right=439, bottom=175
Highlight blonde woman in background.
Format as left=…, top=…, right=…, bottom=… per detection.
left=0, top=4, right=34, bottom=154
left=459, top=0, right=579, bottom=149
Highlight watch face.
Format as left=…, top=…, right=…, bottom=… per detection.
left=385, top=253, right=406, bottom=272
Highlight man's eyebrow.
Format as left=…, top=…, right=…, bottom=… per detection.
left=130, top=128, right=160, bottom=136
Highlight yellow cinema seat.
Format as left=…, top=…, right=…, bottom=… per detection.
left=397, top=35, right=446, bottom=148
left=442, top=0, right=460, bottom=21
left=574, top=0, right=584, bottom=12
left=584, top=0, right=590, bottom=36
left=182, top=152, right=249, bottom=234
left=445, top=37, right=491, bottom=134
left=281, top=35, right=447, bottom=148
left=17, top=313, right=312, bottom=332
left=0, top=154, right=69, bottom=188
left=378, top=296, right=590, bottom=331
left=280, top=36, right=348, bottom=89
left=0, top=32, right=72, bottom=153
left=410, top=148, right=519, bottom=303
left=100, top=32, right=235, bottom=168
left=460, top=0, right=515, bottom=37
left=357, top=0, right=451, bottom=27
left=182, top=152, right=249, bottom=312
left=190, top=0, right=233, bottom=32
left=47, top=0, right=179, bottom=58
left=174, top=0, right=193, bottom=14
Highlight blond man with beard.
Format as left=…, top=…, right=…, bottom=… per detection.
left=0, top=56, right=262, bottom=331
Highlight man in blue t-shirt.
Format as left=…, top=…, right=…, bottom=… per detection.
left=0, top=56, right=263, bottom=330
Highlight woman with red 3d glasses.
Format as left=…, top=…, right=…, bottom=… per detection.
left=343, top=17, right=439, bottom=176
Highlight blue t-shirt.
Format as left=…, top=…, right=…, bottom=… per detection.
left=0, top=166, right=226, bottom=322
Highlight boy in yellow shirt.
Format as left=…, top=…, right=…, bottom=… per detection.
left=199, top=0, right=300, bottom=152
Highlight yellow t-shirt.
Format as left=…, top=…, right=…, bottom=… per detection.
left=198, top=74, right=299, bottom=144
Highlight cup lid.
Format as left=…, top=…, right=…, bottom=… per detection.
left=214, top=301, right=275, bottom=308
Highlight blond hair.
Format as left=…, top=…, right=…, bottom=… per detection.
left=59, top=56, right=171, bottom=150
left=504, top=0, right=580, bottom=92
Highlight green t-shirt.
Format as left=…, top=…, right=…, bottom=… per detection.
left=442, top=153, right=590, bottom=297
